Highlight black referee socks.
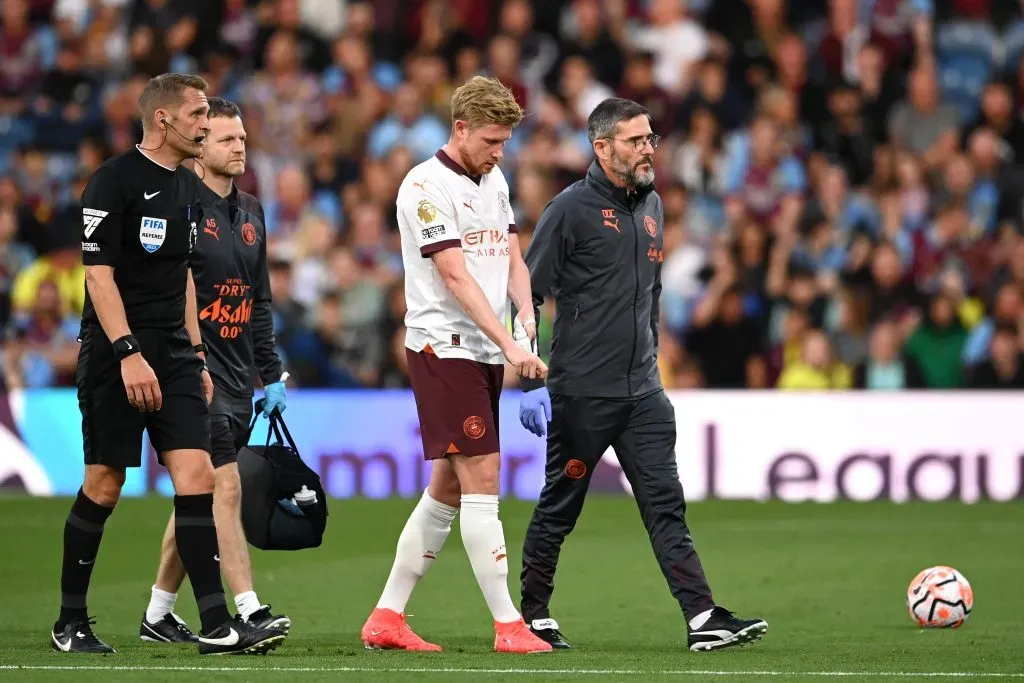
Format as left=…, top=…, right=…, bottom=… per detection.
left=173, top=493, right=232, bottom=633
left=58, top=488, right=114, bottom=627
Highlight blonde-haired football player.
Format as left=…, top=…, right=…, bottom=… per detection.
left=361, top=76, right=552, bottom=654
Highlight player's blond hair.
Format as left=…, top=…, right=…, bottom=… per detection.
left=450, top=76, right=524, bottom=129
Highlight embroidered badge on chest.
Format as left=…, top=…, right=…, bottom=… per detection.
left=140, top=216, right=167, bottom=253
left=241, top=222, right=257, bottom=246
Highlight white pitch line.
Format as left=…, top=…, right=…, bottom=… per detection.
left=0, top=665, right=1021, bottom=678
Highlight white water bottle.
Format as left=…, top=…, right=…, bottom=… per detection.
left=293, top=485, right=317, bottom=507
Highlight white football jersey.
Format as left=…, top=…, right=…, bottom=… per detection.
left=397, top=149, right=516, bottom=365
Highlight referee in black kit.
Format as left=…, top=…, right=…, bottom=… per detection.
left=51, top=74, right=284, bottom=656
left=517, top=98, right=767, bottom=652
left=140, top=97, right=291, bottom=643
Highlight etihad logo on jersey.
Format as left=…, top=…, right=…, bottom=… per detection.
left=463, top=228, right=509, bottom=257
left=200, top=278, right=253, bottom=339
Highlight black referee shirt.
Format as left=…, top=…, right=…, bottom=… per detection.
left=80, top=146, right=201, bottom=330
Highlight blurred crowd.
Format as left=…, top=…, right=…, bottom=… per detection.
left=4, top=0, right=1024, bottom=391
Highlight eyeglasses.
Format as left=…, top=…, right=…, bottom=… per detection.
left=604, top=134, right=661, bottom=151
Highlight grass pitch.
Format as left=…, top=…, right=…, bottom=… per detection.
left=0, top=496, right=1021, bottom=682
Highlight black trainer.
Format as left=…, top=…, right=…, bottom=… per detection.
left=241, top=605, right=292, bottom=634
left=197, top=618, right=286, bottom=655
left=51, top=618, right=115, bottom=653
left=140, top=612, right=199, bottom=643
left=687, top=606, right=767, bottom=652
left=528, top=618, right=571, bottom=649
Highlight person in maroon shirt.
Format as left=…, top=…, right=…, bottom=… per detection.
left=817, top=0, right=859, bottom=81
left=0, top=0, right=42, bottom=114
left=911, top=201, right=994, bottom=293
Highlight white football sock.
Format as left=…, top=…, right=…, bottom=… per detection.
left=145, top=586, right=177, bottom=624
left=689, top=607, right=715, bottom=630
left=234, top=591, right=262, bottom=620
left=460, top=494, right=520, bottom=624
left=376, top=490, right=458, bottom=613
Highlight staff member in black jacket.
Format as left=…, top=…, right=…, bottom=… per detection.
left=139, top=98, right=291, bottom=644
left=518, top=98, right=767, bottom=652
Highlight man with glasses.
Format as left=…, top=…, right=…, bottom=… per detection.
left=517, top=98, right=767, bottom=652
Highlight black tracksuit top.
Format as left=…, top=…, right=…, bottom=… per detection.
left=191, top=182, right=282, bottom=397
left=523, top=161, right=664, bottom=398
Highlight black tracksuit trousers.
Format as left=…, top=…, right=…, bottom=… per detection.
left=520, top=389, right=715, bottom=622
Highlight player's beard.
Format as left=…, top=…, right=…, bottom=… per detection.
left=468, top=153, right=497, bottom=176
left=610, top=149, right=655, bottom=188
left=210, top=159, right=245, bottom=179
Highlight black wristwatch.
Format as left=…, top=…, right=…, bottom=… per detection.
left=113, top=335, right=141, bottom=361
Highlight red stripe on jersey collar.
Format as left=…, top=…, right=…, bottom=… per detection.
left=435, top=149, right=481, bottom=185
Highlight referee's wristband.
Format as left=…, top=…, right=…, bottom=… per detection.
left=112, top=335, right=141, bottom=361
left=193, top=342, right=207, bottom=355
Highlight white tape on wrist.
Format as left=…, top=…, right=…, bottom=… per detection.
left=513, top=317, right=536, bottom=355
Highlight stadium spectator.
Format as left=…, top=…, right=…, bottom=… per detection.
left=6, top=0, right=1024, bottom=392
left=966, top=323, right=1024, bottom=389
left=1, top=279, right=78, bottom=389
left=853, top=318, right=925, bottom=389
left=962, top=82, right=1024, bottom=163
left=777, top=328, right=852, bottom=389
left=888, top=65, right=959, bottom=172
left=366, top=81, right=447, bottom=163
left=903, top=292, right=967, bottom=387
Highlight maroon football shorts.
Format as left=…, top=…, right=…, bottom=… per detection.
left=406, top=347, right=504, bottom=460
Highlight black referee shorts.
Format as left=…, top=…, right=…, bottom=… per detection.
left=209, top=386, right=254, bottom=469
left=76, top=325, right=212, bottom=468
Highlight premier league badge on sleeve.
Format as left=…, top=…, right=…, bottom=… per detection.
left=417, top=200, right=437, bottom=224
left=140, top=216, right=167, bottom=253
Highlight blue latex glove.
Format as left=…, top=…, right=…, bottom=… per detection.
left=263, top=380, right=287, bottom=416
left=519, top=387, right=551, bottom=437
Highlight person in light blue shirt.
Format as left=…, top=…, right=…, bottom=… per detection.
left=853, top=319, right=926, bottom=389
left=722, top=119, right=806, bottom=228
left=367, top=83, right=449, bottom=163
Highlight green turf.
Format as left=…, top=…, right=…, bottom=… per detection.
left=0, top=495, right=1021, bottom=683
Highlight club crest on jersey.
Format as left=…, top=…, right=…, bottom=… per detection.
left=241, top=222, right=257, bottom=246
left=140, top=216, right=167, bottom=253
left=417, top=200, right=438, bottom=224
left=498, top=191, right=509, bottom=213
left=644, top=215, right=658, bottom=237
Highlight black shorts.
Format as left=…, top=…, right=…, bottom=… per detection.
left=210, top=386, right=254, bottom=469
left=77, top=325, right=212, bottom=468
